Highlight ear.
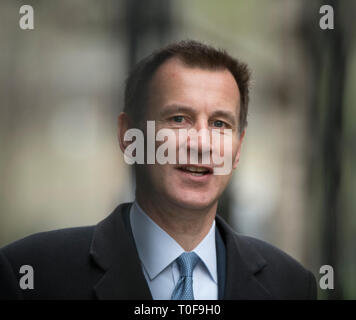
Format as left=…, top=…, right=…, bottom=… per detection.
left=118, top=112, right=132, bottom=154
left=232, top=129, right=245, bottom=169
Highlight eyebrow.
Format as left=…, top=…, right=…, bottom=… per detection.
left=159, top=104, right=196, bottom=118
left=210, top=110, right=237, bottom=127
left=160, top=104, right=238, bottom=127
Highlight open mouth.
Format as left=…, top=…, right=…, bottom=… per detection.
left=176, top=165, right=213, bottom=177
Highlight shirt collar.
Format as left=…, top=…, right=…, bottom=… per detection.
left=129, top=201, right=217, bottom=283
left=192, top=219, right=217, bottom=283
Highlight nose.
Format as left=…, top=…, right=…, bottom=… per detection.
left=186, top=118, right=212, bottom=164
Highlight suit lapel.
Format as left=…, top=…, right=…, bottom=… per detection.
left=215, top=226, right=226, bottom=299
left=90, top=203, right=152, bottom=299
left=216, top=215, right=272, bottom=300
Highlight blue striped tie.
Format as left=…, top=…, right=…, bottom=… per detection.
left=171, top=252, right=199, bottom=300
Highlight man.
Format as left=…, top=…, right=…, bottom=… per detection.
left=0, top=40, right=317, bottom=300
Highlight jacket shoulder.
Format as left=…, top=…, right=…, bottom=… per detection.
left=235, top=234, right=317, bottom=299
left=1, top=226, right=95, bottom=260
left=0, top=226, right=97, bottom=299
left=237, top=234, right=308, bottom=271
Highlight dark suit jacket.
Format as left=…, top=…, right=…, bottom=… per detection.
left=0, top=202, right=317, bottom=300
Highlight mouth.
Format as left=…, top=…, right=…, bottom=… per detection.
left=176, top=165, right=213, bottom=177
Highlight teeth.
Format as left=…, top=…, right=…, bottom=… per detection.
left=182, top=166, right=209, bottom=173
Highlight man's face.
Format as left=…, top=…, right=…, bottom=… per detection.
left=136, top=57, right=244, bottom=211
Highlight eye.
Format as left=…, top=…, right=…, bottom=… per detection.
left=172, top=115, right=185, bottom=123
left=212, top=120, right=226, bottom=128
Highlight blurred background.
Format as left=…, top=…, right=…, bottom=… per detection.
left=0, top=0, right=355, bottom=299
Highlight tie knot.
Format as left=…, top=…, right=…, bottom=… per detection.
left=176, top=252, right=199, bottom=277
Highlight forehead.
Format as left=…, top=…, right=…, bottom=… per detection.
left=146, top=57, right=240, bottom=116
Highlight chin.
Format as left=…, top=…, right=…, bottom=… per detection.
left=170, top=191, right=218, bottom=211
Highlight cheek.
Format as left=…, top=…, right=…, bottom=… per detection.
left=154, top=128, right=180, bottom=164
left=211, top=131, right=236, bottom=165
left=150, top=164, right=177, bottom=186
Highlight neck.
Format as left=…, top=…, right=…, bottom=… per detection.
left=136, top=189, right=217, bottom=251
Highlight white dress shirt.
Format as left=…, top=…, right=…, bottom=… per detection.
left=129, top=201, right=218, bottom=300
